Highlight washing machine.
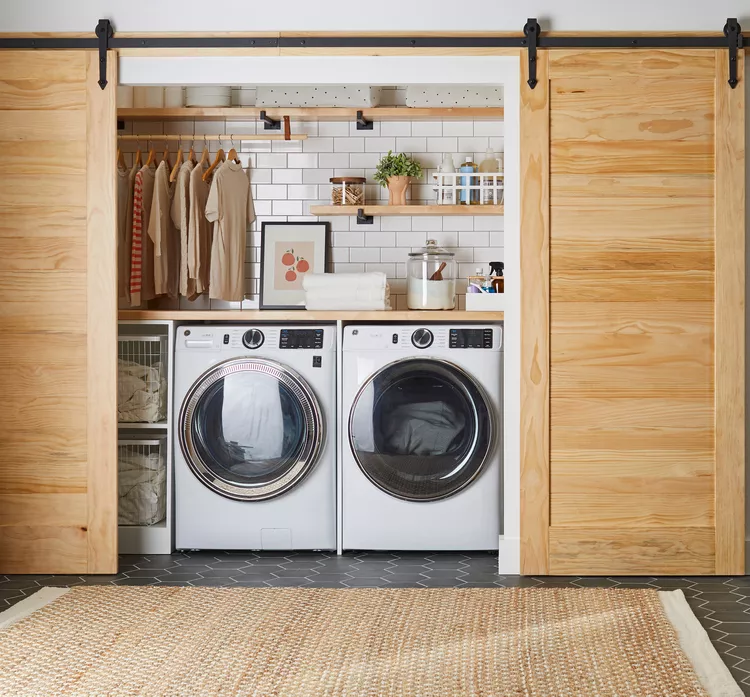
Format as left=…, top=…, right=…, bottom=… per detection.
left=175, top=325, right=336, bottom=551
left=342, top=324, right=502, bottom=551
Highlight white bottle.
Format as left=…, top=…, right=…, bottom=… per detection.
left=437, top=153, right=456, bottom=204
left=479, top=148, right=500, bottom=205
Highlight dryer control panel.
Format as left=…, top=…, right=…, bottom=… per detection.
left=343, top=325, right=503, bottom=352
left=176, top=326, right=335, bottom=353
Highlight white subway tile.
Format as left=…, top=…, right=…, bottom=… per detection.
left=441, top=215, right=474, bottom=231
left=381, top=247, right=406, bottom=263
left=257, top=184, right=287, bottom=200
left=334, top=137, right=365, bottom=153
left=318, top=184, right=333, bottom=201
left=303, top=137, right=334, bottom=153
left=416, top=152, right=444, bottom=169
left=395, top=137, right=427, bottom=153
left=289, top=120, right=319, bottom=136
left=287, top=185, right=319, bottom=200
left=473, top=247, right=504, bottom=263
left=272, top=169, right=303, bottom=184
left=412, top=122, right=443, bottom=137
left=380, top=121, right=411, bottom=137
left=318, top=121, right=350, bottom=137
left=317, top=216, right=349, bottom=232
left=473, top=121, right=505, bottom=137
left=459, top=230, right=490, bottom=247
left=319, top=153, right=351, bottom=169
left=381, top=216, right=410, bottom=232
left=333, top=229, right=365, bottom=247
left=272, top=200, right=303, bottom=216
left=473, top=215, right=505, bottom=231
left=350, top=247, right=381, bottom=263
left=427, top=137, right=458, bottom=152
left=334, top=263, right=365, bottom=274
left=272, top=140, right=304, bottom=153
left=459, top=137, right=490, bottom=152
left=442, top=121, right=474, bottom=136
left=349, top=152, right=381, bottom=169
left=286, top=216, right=311, bottom=223
left=489, top=137, right=504, bottom=151
left=350, top=215, right=380, bottom=231
left=397, top=229, right=427, bottom=247
left=331, top=247, right=350, bottom=263
left=364, top=137, right=396, bottom=153
left=395, top=263, right=407, bottom=278
left=250, top=168, right=272, bottom=184
left=447, top=246, right=474, bottom=262
left=489, top=230, right=504, bottom=247
left=365, top=263, right=396, bottom=276
left=439, top=231, right=458, bottom=247
left=348, top=121, right=381, bottom=137
left=287, top=153, right=319, bottom=169
left=303, top=168, right=334, bottom=184
left=366, top=229, right=395, bottom=247
left=459, top=262, right=482, bottom=278
left=226, top=120, right=257, bottom=135
left=412, top=216, right=443, bottom=232
left=253, top=200, right=272, bottom=216
left=239, top=140, right=272, bottom=153
left=257, top=153, right=287, bottom=169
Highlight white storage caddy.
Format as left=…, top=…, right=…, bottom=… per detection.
left=433, top=172, right=504, bottom=206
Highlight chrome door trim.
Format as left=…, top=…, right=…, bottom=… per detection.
left=348, top=356, right=494, bottom=502
left=180, top=357, right=324, bottom=501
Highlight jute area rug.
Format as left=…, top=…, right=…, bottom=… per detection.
left=0, top=586, right=741, bottom=696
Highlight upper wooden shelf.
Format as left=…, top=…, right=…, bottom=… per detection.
left=117, top=107, right=505, bottom=122
left=310, top=204, right=504, bottom=217
left=119, top=309, right=503, bottom=321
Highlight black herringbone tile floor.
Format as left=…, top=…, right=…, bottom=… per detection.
left=2, top=552, right=750, bottom=694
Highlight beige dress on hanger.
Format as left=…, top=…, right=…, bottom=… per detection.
left=149, top=160, right=180, bottom=299
left=116, top=163, right=132, bottom=304
left=188, top=160, right=213, bottom=295
left=205, top=160, right=256, bottom=302
left=170, top=159, right=197, bottom=300
left=130, top=164, right=157, bottom=306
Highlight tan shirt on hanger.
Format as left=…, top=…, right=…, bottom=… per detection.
left=205, top=160, right=256, bottom=302
left=148, top=160, right=180, bottom=299
left=188, top=160, right=213, bottom=295
left=170, top=159, right=197, bottom=300
left=131, top=164, right=157, bottom=306
left=117, top=164, right=132, bottom=304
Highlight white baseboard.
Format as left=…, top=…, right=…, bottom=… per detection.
left=498, top=535, right=520, bottom=575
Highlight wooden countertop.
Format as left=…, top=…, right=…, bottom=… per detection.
left=119, top=309, right=504, bottom=321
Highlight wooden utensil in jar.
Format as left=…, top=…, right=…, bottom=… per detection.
left=429, top=262, right=447, bottom=281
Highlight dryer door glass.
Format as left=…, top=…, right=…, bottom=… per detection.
left=179, top=358, right=324, bottom=501
left=349, top=358, right=494, bottom=502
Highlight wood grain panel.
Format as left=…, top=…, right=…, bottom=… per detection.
left=0, top=52, right=85, bottom=81
left=0, top=206, right=87, bottom=237
left=0, top=141, right=86, bottom=174
left=551, top=397, right=712, bottom=429
left=551, top=493, right=713, bottom=527
left=0, top=110, right=84, bottom=141
left=552, top=174, right=714, bottom=199
left=0, top=174, right=86, bottom=207
left=0, top=527, right=88, bottom=575
left=552, top=427, right=714, bottom=452
left=551, top=270, right=714, bottom=302
left=0, top=494, right=86, bottom=527
left=0, top=270, right=85, bottom=305
left=0, top=461, right=87, bottom=495
left=550, top=455, right=713, bottom=481
left=551, top=140, right=714, bottom=175
left=551, top=250, right=713, bottom=271
left=0, top=300, right=88, bottom=334
left=519, top=50, right=550, bottom=575
left=549, top=49, right=715, bottom=79
left=714, top=50, right=745, bottom=574
left=549, top=527, right=715, bottom=576
left=0, top=236, right=86, bottom=271
left=0, top=81, right=86, bottom=109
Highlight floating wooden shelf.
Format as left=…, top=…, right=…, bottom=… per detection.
left=310, top=204, right=504, bottom=217
left=117, top=133, right=307, bottom=142
left=119, top=310, right=503, bottom=321
left=117, top=107, right=505, bottom=122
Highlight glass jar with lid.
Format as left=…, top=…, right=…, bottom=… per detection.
left=407, top=239, right=456, bottom=310
left=330, top=177, right=366, bottom=206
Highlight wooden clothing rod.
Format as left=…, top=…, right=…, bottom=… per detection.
left=117, top=134, right=307, bottom=142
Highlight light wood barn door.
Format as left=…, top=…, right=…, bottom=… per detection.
left=0, top=51, right=118, bottom=573
left=545, top=50, right=745, bottom=575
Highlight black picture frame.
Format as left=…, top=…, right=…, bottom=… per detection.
left=259, top=221, right=331, bottom=310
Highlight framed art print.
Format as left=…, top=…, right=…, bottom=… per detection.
left=259, top=222, right=330, bottom=310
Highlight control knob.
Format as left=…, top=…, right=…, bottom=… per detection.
left=242, top=328, right=265, bottom=350
left=411, top=328, right=434, bottom=349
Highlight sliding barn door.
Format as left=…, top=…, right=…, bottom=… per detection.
left=522, top=49, right=745, bottom=576
left=0, top=51, right=118, bottom=573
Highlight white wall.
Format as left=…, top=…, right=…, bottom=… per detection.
left=1, top=0, right=748, bottom=32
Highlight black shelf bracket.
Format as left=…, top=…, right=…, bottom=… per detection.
left=724, top=18, right=743, bottom=89
left=356, top=208, right=373, bottom=225
left=356, top=110, right=373, bottom=131
left=523, top=18, right=540, bottom=89
left=95, top=18, right=112, bottom=90
left=259, top=110, right=281, bottom=130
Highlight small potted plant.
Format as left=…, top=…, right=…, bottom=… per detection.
left=373, top=150, right=423, bottom=206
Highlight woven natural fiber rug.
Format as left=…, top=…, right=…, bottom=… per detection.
left=0, top=586, right=741, bottom=696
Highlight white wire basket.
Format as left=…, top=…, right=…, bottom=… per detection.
left=117, top=438, right=167, bottom=526
left=117, top=335, right=168, bottom=423
left=433, top=172, right=504, bottom=206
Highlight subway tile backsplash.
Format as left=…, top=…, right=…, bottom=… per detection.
left=120, top=115, right=504, bottom=309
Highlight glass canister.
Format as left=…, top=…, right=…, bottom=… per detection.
left=330, top=177, right=366, bottom=206
left=407, top=240, right=456, bottom=310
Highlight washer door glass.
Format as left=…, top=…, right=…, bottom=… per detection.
left=349, top=358, right=493, bottom=502
left=180, top=358, right=323, bottom=501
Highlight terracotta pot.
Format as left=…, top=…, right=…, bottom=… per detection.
left=387, top=176, right=410, bottom=206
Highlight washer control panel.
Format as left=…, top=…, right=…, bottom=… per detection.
left=242, top=328, right=265, bottom=350
left=280, top=328, right=324, bottom=350
left=411, top=328, right=434, bottom=349
left=177, top=326, right=334, bottom=352
left=449, top=328, right=493, bottom=349
left=344, top=325, right=502, bottom=351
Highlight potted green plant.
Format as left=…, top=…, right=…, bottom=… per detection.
left=373, top=151, right=423, bottom=206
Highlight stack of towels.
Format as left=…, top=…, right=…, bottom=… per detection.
left=302, top=273, right=391, bottom=311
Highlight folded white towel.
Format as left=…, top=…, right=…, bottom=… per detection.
left=304, top=297, right=392, bottom=311
left=302, top=272, right=387, bottom=293
left=306, top=287, right=388, bottom=303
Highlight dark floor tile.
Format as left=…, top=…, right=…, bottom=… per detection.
left=346, top=568, right=393, bottom=578
left=278, top=562, right=326, bottom=571
left=383, top=582, right=424, bottom=588
left=651, top=578, right=697, bottom=589
left=386, top=564, right=431, bottom=573
left=715, top=622, right=750, bottom=635
left=158, top=573, right=203, bottom=584
left=79, top=576, right=127, bottom=585
left=342, top=578, right=387, bottom=588
left=692, top=583, right=739, bottom=593
left=0, top=575, right=53, bottom=582
left=213, top=552, right=259, bottom=561
left=417, top=578, right=466, bottom=588
left=198, top=568, right=242, bottom=578
left=236, top=565, right=281, bottom=575
left=420, top=569, right=468, bottom=580
left=167, top=565, right=212, bottom=575
left=189, top=578, right=238, bottom=587
left=271, top=569, right=315, bottom=579
left=572, top=578, right=620, bottom=589
left=460, top=581, right=504, bottom=589
left=0, top=579, right=42, bottom=590
left=693, top=592, right=745, bottom=602
left=113, top=578, right=158, bottom=586
left=264, top=578, right=312, bottom=588
left=245, top=556, right=293, bottom=565
left=179, top=554, right=223, bottom=564
left=352, top=553, right=398, bottom=561
left=124, top=569, right=165, bottom=578
left=119, top=555, right=150, bottom=565
left=311, top=573, right=354, bottom=583
left=727, top=646, right=750, bottom=660
left=426, top=554, right=472, bottom=563
left=205, top=560, right=251, bottom=570
left=0, top=589, right=25, bottom=601
left=706, top=611, right=750, bottom=622
left=462, top=572, right=505, bottom=583
left=232, top=579, right=270, bottom=587
left=383, top=573, right=429, bottom=584
left=37, top=577, right=84, bottom=587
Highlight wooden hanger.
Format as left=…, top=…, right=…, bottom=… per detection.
left=145, top=141, right=157, bottom=168
left=188, top=142, right=197, bottom=165
left=202, top=147, right=225, bottom=182
left=134, top=147, right=143, bottom=167
left=116, top=147, right=127, bottom=170
left=169, top=139, right=184, bottom=183
left=227, top=135, right=240, bottom=165
left=199, top=146, right=210, bottom=167
left=161, top=142, right=171, bottom=171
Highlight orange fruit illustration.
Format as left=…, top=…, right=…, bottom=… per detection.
left=281, top=252, right=295, bottom=266
left=285, top=269, right=297, bottom=282
left=296, top=259, right=310, bottom=273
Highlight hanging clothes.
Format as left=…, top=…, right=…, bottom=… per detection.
left=188, top=160, right=213, bottom=295
left=170, top=159, right=198, bottom=300
left=148, top=160, right=180, bottom=299
left=130, top=164, right=157, bottom=307
left=205, top=160, right=256, bottom=302
left=116, top=163, right=133, bottom=304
